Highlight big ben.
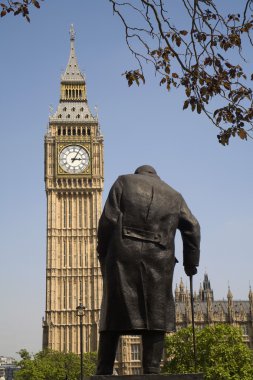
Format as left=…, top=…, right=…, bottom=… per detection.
left=43, top=26, right=103, bottom=354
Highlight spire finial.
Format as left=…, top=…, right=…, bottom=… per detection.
left=70, top=24, right=75, bottom=41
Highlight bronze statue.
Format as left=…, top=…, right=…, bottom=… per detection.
left=96, top=165, right=200, bottom=375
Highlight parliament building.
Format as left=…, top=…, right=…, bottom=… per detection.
left=43, top=27, right=253, bottom=375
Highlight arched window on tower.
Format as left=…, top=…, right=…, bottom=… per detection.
left=79, top=90, right=82, bottom=98
left=77, top=128, right=81, bottom=136
left=65, top=89, right=68, bottom=98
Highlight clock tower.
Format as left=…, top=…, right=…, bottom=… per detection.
left=43, top=26, right=104, bottom=354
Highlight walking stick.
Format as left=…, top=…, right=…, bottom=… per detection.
left=189, top=275, right=197, bottom=372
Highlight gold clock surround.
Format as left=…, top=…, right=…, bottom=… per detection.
left=56, top=142, right=92, bottom=177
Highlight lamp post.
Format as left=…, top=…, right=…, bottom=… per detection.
left=76, top=303, right=86, bottom=380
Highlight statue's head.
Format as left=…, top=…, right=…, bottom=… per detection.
left=134, top=165, right=157, bottom=175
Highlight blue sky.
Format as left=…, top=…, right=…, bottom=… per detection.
left=0, top=0, right=252, bottom=357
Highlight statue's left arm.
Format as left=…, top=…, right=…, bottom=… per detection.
left=178, top=196, right=200, bottom=276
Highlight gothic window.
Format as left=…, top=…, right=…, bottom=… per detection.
left=76, top=89, right=78, bottom=98
left=79, top=90, right=82, bottom=98
left=76, top=114, right=80, bottom=119
left=72, top=107, right=75, bottom=111
left=82, top=128, right=86, bottom=136
left=58, top=128, right=61, bottom=135
left=63, top=107, right=67, bottom=111
left=63, top=279, right=67, bottom=309
left=132, top=368, right=141, bottom=375
left=68, top=198, right=72, bottom=227
left=79, top=198, right=82, bottom=228
left=69, top=240, right=72, bottom=267
left=84, top=278, right=88, bottom=308
left=64, top=327, right=67, bottom=353
left=63, top=199, right=67, bottom=228
left=68, top=128, right=71, bottom=135
left=69, top=279, right=72, bottom=308
left=65, top=89, right=68, bottom=98
left=73, top=128, right=76, bottom=136
left=69, top=328, right=72, bottom=352
left=68, top=89, right=71, bottom=98
left=67, top=115, right=71, bottom=120
left=131, top=344, right=140, bottom=361
left=84, top=239, right=87, bottom=267
left=63, top=128, right=66, bottom=136
left=85, top=326, right=89, bottom=352
left=241, top=324, right=249, bottom=335
left=58, top=114, right=62, bottom=119
left=80, top=107, right=84, bottom=112
left=87, top=128, right=91, bottom=135
left=79, top=240, right=82, bottom=267
left=85, top=114, right=89, bottom=119
left=63, top=240, right=67, bottom=267
left=77, top=128, right=81, bottom=135
left=72, top=89, right=75, bottom=98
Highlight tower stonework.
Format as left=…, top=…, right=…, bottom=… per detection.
left=43, top=26, right=103, bottom=354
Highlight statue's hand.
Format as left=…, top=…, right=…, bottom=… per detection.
left=184, top=265, right=197, bottom=276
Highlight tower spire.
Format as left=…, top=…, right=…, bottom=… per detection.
left=61, top=24, right=85, bottom=83
left=50, top=26, right=94, bottom=122
left=70, top=24, right=75, bottom=41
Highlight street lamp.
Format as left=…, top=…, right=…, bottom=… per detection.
left=76, top=303, right=86, bottom=380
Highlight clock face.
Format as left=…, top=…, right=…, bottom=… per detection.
left=59, top=145, right=89, bottom=174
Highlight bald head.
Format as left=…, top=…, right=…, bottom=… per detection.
left=134, top=165, right=157, bottom=175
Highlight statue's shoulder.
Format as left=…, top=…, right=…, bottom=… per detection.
left=159, top=178, right=183, bottom=199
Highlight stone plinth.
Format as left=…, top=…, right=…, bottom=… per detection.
left=91, top=375, right=204, bottom=380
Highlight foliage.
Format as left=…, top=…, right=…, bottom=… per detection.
left=110, top=0, right=253, bottom=145
left=0, top=0, right=42, bottom=22
left=162, top=324, right=253, bottom=380
left=14, top=349, right=97, bottom=380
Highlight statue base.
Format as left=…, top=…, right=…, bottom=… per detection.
left=91, top=375, right=204, bottom=380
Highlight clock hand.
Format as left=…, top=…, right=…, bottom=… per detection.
left=73, top=147, right=82, bottom=161
left=71, top=157, right=82, bottom=162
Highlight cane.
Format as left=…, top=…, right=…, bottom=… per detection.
left=189, top=275, right=197, bottom=372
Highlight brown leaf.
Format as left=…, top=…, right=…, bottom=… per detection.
left=223, top=82, right=231, bottom=90
left=238, top=129, right=247, bottom=140
left=172, top=73, right=178, bottom=78
left=180, top=30, right=188, bottom=36
left=185, top=87, right=191, bottom=97
left=0, top=9, right=6, bottom=17
left=33, top=0, right=40, bottom=9
left=183, top=100, right=189, bottom=110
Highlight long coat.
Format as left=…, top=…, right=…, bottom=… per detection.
left=97, top=171, right=200, bottom=333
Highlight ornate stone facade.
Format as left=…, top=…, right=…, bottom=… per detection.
left=43, top=26, right=103, bottom=354
left=175, top=274, right=253, bottom=349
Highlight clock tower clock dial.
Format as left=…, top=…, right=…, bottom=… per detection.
left=43, top=26, right=104, bottom=356
left=59, top=145, right=89, bottom=174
